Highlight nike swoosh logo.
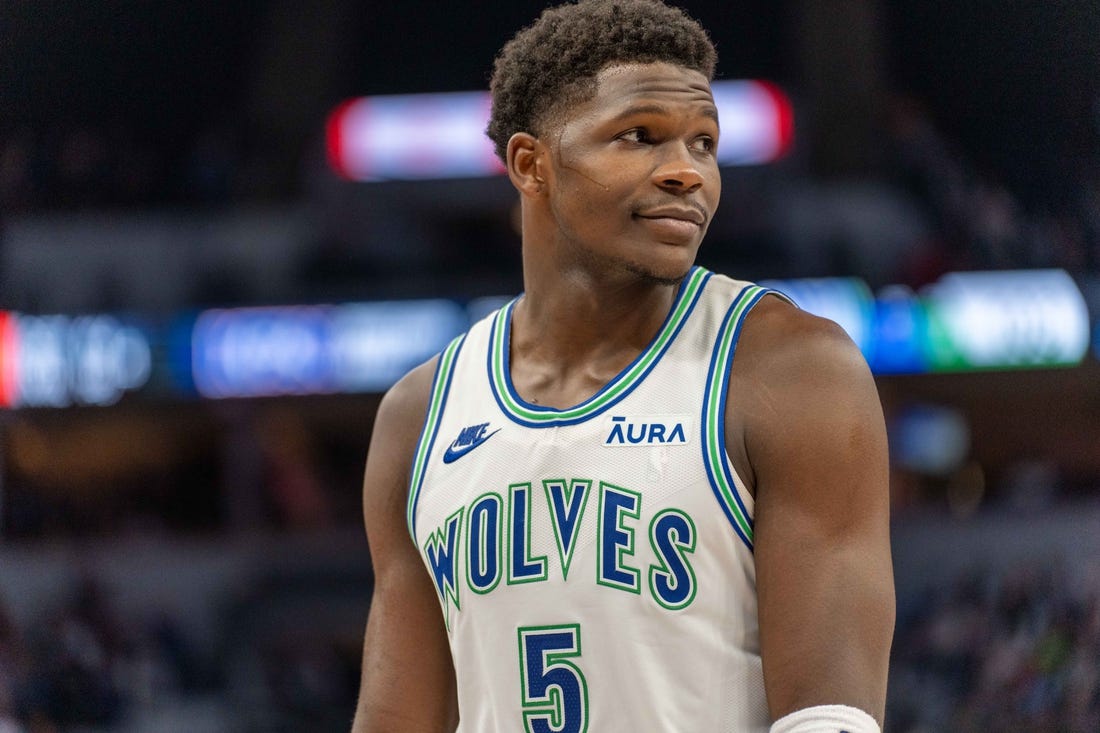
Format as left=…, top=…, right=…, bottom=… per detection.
left=442, top=428, right=501, bottom=464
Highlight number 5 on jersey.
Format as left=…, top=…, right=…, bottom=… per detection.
left=518, top=624, right=589, bottom=733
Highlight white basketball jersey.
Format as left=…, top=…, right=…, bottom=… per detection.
left=408, top=268, right=777, bottom=732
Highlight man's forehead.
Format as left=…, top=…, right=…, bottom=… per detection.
left=592, top=62, right=715, bottom=107
left=539, top=61, right=717, bottom=143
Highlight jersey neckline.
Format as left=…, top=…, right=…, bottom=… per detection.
left=486, top=267, right=712, bottom=428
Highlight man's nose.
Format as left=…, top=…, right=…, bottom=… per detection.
left=651, top=144, right=706, bottom=193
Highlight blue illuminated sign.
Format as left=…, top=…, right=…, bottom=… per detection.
left=192, top=306, right=335, bottom=398
left=869, top=287, right=929, bottom=375
left=3, top=314, right=153, bottom=407
left=330, top=300, right=467, bottom=392
left=191, top=301, right=467, bottom=399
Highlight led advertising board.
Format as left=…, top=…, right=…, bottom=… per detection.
left=192, top=306, right=335, bottom=399
left=326, top=81, right=794, bottom=181
left=2, top=270, right=1093, bottom=408
left=0, top=312, right=17, bottom=407
left=869, top=286, right=929, bottom=375
left=922, top=269, right=1090, bottom=371
left=191, top=301, right=467, bottom=399
left=329, top=300, right=468, bottom=393
left=0, top=313, right=152, bottom=407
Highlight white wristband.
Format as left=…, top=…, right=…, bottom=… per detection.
left=769, top=704, right=880, bottom=733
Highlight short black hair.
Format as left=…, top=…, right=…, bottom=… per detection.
left=487, top=0, right=717, bottom=161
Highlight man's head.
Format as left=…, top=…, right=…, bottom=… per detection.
left=486, top=0, right=717, bottom=162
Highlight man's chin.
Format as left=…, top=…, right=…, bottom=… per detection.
left=624, top=260, right=693, bottom=288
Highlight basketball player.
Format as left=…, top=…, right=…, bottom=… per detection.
left=350, top=1, right=894, bottom=731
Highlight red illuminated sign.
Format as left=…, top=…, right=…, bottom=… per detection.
left=0, top=312, right=17, bottom=407
left=325, top=81, right=794, bottom=181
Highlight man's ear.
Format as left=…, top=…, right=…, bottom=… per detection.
left=506, top=132, right=545, bottom=197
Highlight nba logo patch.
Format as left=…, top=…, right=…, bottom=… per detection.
left=603, top=414, right=692, bottom=447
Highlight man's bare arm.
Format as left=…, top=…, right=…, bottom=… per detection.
left=729, top=298, right=895, bottom=725
left=351, top=359, right=459, bottom=733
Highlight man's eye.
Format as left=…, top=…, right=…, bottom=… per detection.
left=692, top=136, right=716, bottom=153
left=619, top=129, right=650, bottom=144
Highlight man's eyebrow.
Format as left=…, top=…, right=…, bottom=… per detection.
left=609, top=102, right=720, bottom=125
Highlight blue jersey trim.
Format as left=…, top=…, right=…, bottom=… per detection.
left=701, top=286, right=776, bottom=552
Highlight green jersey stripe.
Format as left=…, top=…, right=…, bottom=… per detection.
left=407, top=334, right=465, bottom=539
left=703, top=286, right=766, bottom=543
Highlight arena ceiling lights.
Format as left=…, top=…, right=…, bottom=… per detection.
left=325, top=81, right=794, bottom=181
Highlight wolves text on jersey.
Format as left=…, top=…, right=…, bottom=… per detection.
left=421, top=479, right=697, bottom=627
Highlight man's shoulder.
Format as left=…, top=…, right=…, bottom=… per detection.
left=724, top=290, right=882, bottom=497
left=374, top=356, right=443, bottom=449
left=361, top=355, right=448, bottom=517
left=736, top=293, right=868, bottom=386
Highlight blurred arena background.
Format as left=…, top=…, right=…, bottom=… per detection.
left=1, top=1, right=1099, bottom=731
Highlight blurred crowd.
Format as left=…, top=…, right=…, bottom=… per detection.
left=888, top=558, right=1100, bottom=732
left=0, top=579, right=194, bottom=732
left=0, top=573, right=360, bottom=733
left=1, top=528, right=1097, bottom=731
left=886, top=96, right=1100, bottom=285
left=0, top=406, right=363, bottom=541
left=0, top=125, right=244, bottom=214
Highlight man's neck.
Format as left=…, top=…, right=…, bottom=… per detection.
left=506, top=267, right=683, bottom=409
